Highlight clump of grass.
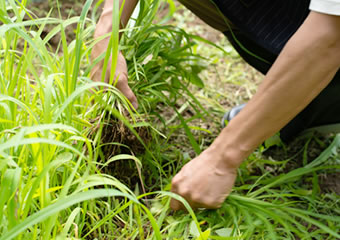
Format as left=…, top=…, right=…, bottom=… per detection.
left=0, top=0, right=203, bottom=238
left=0, top=0, right=148, bottom=238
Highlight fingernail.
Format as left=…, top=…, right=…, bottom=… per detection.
left=132, top=101, right=138, bottom=110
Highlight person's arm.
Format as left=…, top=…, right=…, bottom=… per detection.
left=171, top=11, right=340, bottom=210
left=91, top=0, right=139, bottom=109
left=95, top=0, right=138, bottom=38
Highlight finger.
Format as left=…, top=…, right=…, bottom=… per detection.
left=90, top=64, right=102, bottom=83
left=91, top=64, right=109, bottom=92
left=89, top=66, right=104, bottom=95
left=170, top=197, right=202, bottom=211
left=170, top=183, right=186, bottom=211
left=170, top=187, right=198, bottom=211
left=170, top=198, right=185, bottom=211
left=196, top=202, right=220, bottom=210
left=115, top=75, right=138, bottom=109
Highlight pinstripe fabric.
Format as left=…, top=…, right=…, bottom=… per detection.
left=178, top=0, right=230, bottom=32
left=212, top=0, right=311, bottom=54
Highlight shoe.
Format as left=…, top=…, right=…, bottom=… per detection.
left=221, top=103, right=246, bottom=128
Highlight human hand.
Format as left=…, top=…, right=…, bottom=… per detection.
left=170, top=147, right=238, bottom=210
left=91, top=44, right=138, bottom=109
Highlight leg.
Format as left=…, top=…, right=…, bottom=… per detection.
left=177, top=0, right=232, bottom=32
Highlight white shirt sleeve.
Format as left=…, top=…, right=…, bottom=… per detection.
left=310, top=0, right=340, bottom=16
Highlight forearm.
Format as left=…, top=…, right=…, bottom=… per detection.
left=214, top=11, right=340, bottom=167
left=95, top=0, right=138, bottom=37
left=93, top=0, right=138, bottom=61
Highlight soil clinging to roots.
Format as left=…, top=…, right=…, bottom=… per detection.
left=89, top=112, right=152, bottom=189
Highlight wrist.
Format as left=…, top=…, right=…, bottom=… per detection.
left=93, top=12, right=113, bottom=61
left=95, top=13, right=113, bottom=38
left=208, top=126, right=255, bottom=169
left=97, top=0, right=138, bottom=36
left=206, top=143, right=244, bottom=170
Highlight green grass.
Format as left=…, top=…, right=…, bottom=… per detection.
left=0, top=0, right=339, bottom=239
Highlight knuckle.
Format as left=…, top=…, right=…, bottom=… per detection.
left=116, top=71, right=128, bottom=80
left=171, top=179, right=178, bottom=187
left=171, top=175, right=181, bottom=185
left=204, top=199, right=221, bottom=209
left=125, top=92, right=135, bottom=101
left=178, top=188, right=190, bottom=198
